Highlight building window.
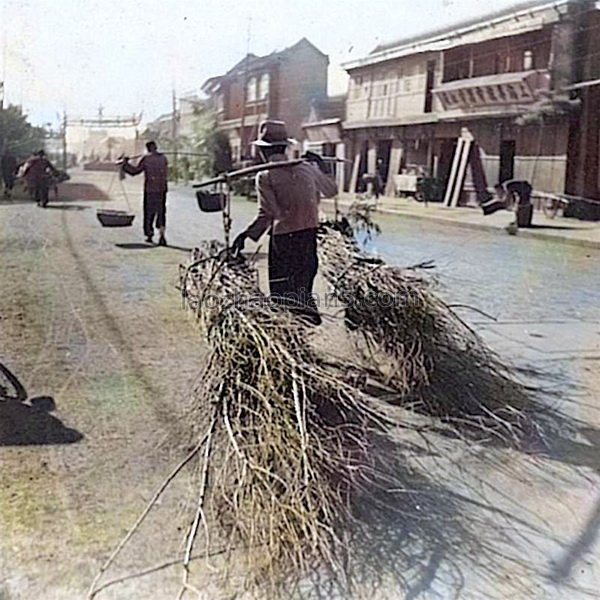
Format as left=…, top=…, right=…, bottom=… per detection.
left=246, top=76, right=257, bottom=102
left=382, top=84, right=388, bottom=96
left=523, top=50, right=534, bottom=70
left=355, top=75, right=363, bottom=86
left=259, top=73, right=270, bottom=99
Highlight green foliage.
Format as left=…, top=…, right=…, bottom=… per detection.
left=188, top=106, right=232, bottom=178
left=0, top=105, right=46, bottom=159
left=142, top=104, right=232, bottom=182
left=206, top=128, right=232, bottom=176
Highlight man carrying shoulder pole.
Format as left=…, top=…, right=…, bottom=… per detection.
left=231, top=120, right=337, bottom=325
left=122, top=141, right=169, bottom=246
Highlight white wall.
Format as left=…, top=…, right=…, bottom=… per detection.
left=346, top=53, right=441, bottom=123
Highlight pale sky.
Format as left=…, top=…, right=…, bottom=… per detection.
left=1, top=0, right=520, bottom=129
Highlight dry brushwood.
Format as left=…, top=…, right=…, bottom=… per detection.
left=179, top=242, right=406, bottom=592
left=175, top=242, right=514, bottom=598
left=318, top=223, right=543, bottom=446
left=87, top=241, right=549, bottom=600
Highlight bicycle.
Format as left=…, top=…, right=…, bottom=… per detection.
left=0, top=362, right=27, bottom=402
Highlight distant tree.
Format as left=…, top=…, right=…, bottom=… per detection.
left=207, top=129, right=233, bottom=176
left=142, top=104, right=232, bottom=182
left=188, top=105, right=232, bottom=178
left=0, top=105, right=46, bottom=159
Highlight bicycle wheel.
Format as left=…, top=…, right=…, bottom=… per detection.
left=0, top=363, right=27, bottom=401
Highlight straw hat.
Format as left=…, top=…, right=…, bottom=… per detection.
left=252, top=120, right=296, bottom=147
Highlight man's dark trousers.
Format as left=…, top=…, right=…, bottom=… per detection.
left=268, top=227, right=320, bottom=322
left=143, top=191, right=166, bottom=238
left=35, top=182, right=49, bottom=207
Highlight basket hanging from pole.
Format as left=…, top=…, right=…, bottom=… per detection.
left=96, top=209, right=136, bottom=227
left=97, top=165, right=136, bottom=227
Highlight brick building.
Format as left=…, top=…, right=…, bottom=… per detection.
left=342, top=0, right=600, bottom=208
left=202, top=38, right=329, bottom=162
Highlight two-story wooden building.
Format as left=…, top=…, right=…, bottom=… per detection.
left=202, top=38, right=329, bottom=162
left=342, top=0, right=600, bottom=205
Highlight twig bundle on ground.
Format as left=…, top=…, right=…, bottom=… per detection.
left=87, top=237, right=554, bottom=599
left=177, top=242, right=435, bottom=595
left=177, top=242, right=525, bottom=598
left=318, top=223, right=538, bottom=445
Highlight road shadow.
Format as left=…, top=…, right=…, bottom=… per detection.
left=0, top=196, right=35, bottom=206
left=549, top=493, right=600, bottom=584
left=59, top=182, right=111, bottom=202
left=115, top=242, right=191, bottom=253
left=548, top=427, right=600, bottom=584
left=115, top=242, right=156, bottom=250
left=163, top=243, right=192, bottom=253
left=539, top=425, right=600, bottom=471
left=528, top=223, right=590, bottom=231
left=351, top=352, right=599, bottom=469
left=0, top=362, right=83, bottom=446
left=45, top=204, right=90, bottom=211
left=292, top=440, right=542, bottom=600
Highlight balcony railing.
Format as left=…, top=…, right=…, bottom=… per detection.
left=433, top=69, right=551, bottom=114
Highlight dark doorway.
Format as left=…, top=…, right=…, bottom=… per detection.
left=499, top=140, right=516, bottom=183
left=322, top=143, right=336, bottom=157
left=437, top=138, right=458, bottom=187
left=322, top=143, right=337, bottom=178
left=356, top=141, right=369, bottom=192
left=376, top=139, right=393, bottom=183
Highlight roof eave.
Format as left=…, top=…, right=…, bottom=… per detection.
left=342, top=0, right=570, bottom=72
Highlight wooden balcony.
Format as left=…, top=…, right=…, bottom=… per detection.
left=433, top=69, right=551, bottom=118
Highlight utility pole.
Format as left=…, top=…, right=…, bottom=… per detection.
left=238, top=15, right=252, bottom=162
left=62, top=111, right=68, bottom=170
left=1, top=12, right=6, bottom=111
left=171, top=88, right=178, bottom=183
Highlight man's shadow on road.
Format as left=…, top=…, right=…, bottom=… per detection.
left=115, top=242, right=192, bottom=253
left=0, top=362, right=83, bottom=446
left=44, top=204, right=90, bottom=211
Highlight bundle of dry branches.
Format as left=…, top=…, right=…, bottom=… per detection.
left=318, top=224, right=538, bottom=445
left=87, top=240, right=552, bottom=600
left=174, top=242, right=510, bottom=598
left=179, top=243, right=444, bottom=594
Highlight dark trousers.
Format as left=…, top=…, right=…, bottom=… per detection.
left=268, top=228, right=320, bottom=322
left=2, top=173, right=15, bottom=191
left=143, top=192, right=166, bottom=237
left=34, top=182, right=49, bottom=206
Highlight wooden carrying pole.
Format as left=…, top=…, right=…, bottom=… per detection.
left=192, top=158, right=348, bottom=189
left=194, top=158, right=347, bottom=251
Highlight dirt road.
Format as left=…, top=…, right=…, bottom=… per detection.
left=0, top=175, right=207, bottom=599
left=1, top=171, right=599, bottom=600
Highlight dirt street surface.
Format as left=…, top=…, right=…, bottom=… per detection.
left=0, top=174, right=205, bottom=599
left=1, top=170, right=599, bottom=600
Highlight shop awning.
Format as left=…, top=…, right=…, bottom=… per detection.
left=433, top=69, right=550, bottom=111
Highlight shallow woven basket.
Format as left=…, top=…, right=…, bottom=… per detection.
left=96, top=209, right=135, bottom=227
